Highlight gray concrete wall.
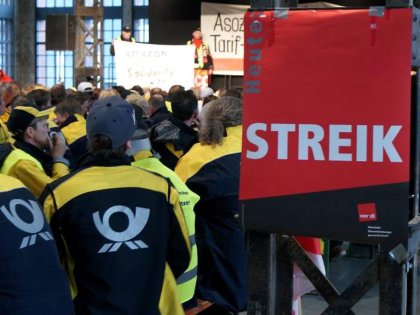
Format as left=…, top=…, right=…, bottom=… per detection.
left=14, top=0, right=35, bottom=86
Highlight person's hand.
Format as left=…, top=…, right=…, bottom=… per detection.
left=208, top=69, right=214, bottom=75
left=191, top=118, right=200, bottom=129
left=50, top=132, right=68, bottom=158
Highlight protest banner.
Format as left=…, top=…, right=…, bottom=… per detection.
left=240, top=8, right=412, bottom=246
left=201, top=2, right=248, bottom=75
left=114, top=41, right=195, bottom=91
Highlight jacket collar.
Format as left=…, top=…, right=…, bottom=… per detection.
left=60, top=113, right=85, bottom=129
left=133, top=150, right=153, bottom=161
left=59, top=114, right=78, bottom=129
left=79, top=152, right=132, bottom=168
left=226, top=125, right=242, bottom=137
left=150, top=106, right=168, bottom=118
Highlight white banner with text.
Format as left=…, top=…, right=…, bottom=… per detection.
left=201, top=2, right=248, bottom=76
left=115, top=41, right=195, bottom=91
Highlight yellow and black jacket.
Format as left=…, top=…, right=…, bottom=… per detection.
left=0, top=140, right=69, bottom=198
left=59, top=113, right=88, bottom=161
left=0, top=106, right=11, bottom=123
left=40, top=154, right=190, bottom=315
left=0, top=120, right=12, bottom=171
left=175, top=126, right=247, bottom=312
left=0, top=174, right=73, bottom=315
left=151, top=116, right=198, bottom=170
left=0, top=119, right=11, bottom=144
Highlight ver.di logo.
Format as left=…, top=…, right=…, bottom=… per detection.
left=93, top=205, right=150, bottom=254
left=0, top=199, right=54, bottom=249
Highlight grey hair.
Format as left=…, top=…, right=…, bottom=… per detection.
left=199, top=96, right=242, bottom=145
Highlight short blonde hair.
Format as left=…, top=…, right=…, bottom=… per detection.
left=22, top=84, right=49, bottom=95
left=98, top=89, right=120, bottom=99
left=199, top=96, right=242, bottom=145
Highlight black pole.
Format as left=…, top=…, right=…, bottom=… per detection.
left=247, top=233, right=294, bottom=315
left=247, top=232, right=272, bottom=314
left=379, top=253, right=407, bottom=315
left=276, top=236, right=293, bottom=314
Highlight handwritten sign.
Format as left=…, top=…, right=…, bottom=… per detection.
left=114, top=41, right=195, bottom=91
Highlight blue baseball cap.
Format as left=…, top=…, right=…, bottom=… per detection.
left=87, top=96, right=136, bottom=149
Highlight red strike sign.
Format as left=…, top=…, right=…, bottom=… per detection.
left=240, top=8, right=412, bottom=201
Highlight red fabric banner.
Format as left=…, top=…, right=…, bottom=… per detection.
left=240, top=9, right=412, bottom=201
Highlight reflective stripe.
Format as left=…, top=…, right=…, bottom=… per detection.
left=176, top=266, right=197, bottom=285
left=175, top=235, right=197, bottom=285
left=189, top=235, right=196, bottom=247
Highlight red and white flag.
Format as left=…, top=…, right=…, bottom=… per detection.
left=293, top=237, right=325, bottom=315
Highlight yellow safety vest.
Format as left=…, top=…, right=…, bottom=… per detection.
left=1, top=148, right=44, bottom=175
left=116, top=35, right=136, bottom=43
left=187, top=40, right=209, bottom=69
left=132, top=151, right=199, bottom=303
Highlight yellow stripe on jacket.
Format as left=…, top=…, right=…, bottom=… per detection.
left=175, top=125, right=242, bottom=182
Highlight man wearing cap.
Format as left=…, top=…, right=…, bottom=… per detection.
left=77, top=81, right=94, bottom=94
left=0, top=174, right=74, bottom=315
left=110, top=25, right=136, bottom=56
left=40, top=96, right=190, bottom=315
left=0, top=105, right=70, bottom=198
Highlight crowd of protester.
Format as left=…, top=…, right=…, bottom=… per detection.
left=0, top=79, right=246, bottom=315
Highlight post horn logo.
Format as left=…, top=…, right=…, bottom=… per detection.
left=0, top=199, right=53, bottom=249
left=93, top=205, right=150, bottom=254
